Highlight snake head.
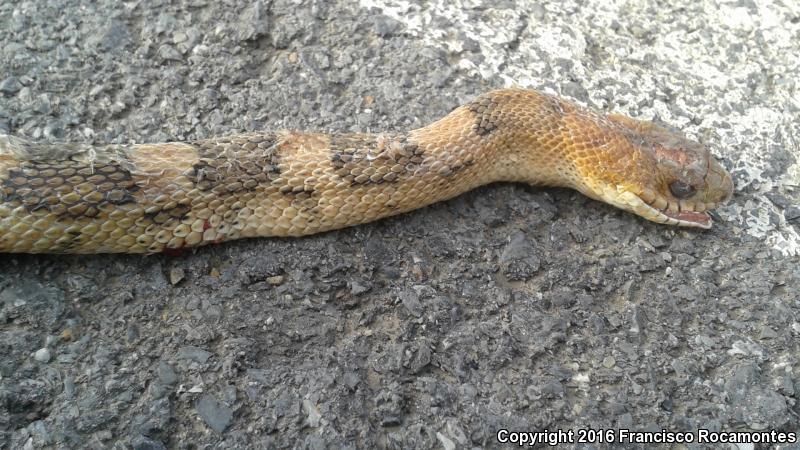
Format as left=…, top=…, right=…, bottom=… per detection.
left=570, top=114, right=734, bottom=229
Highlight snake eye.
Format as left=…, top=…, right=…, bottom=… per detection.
left=669, top=180, right=696, bottom=199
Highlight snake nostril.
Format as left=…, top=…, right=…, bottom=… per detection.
left=669, top=180, right=696, bottom=199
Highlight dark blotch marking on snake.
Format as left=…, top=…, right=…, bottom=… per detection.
left=190, top=132, right=280, bottom=192
left=278, top=184, right=316, bottom=195
left=467, top=95, right=502, bottom=137
left=329, top=133, right=425, bottom=186
left=440, top=155, right=477, bottom=178
left=142, top=201, right=192, bottom=224
left=290, top=190, right=325, bottom=224
left=1, top=159, right=139, bottom=217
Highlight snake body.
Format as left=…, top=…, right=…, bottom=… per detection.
left=0, top=89, right=733, bottom=254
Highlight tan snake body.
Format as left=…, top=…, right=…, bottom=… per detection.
left=0, top=89, right=733, bottom=254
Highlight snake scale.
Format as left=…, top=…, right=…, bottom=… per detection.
left=0, top=88, right=733, bottom=254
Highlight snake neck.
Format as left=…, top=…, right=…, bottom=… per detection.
left=411, top=89, right=584, bottom=191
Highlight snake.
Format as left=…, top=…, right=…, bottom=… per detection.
left=0, top=88, right=733, bottom=254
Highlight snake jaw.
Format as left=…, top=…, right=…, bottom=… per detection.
left=621, top=191, right=714, bottom=229
left=587, top=183, right=714, bottom=229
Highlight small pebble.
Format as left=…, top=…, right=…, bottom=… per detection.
left=266, top=275, right=284, bottom=285
left=399, top=289, right=423, bottom=317
left=0, top=76, right=22, bottom=94
left=196, top=394, right=233, bottom=433
left=59, top=328, right=73, bottom=341
left=302, top=399, right=322, bottom=427
left=349, top=280, right=371, bottom=295
left=177, top=346, right=212, bottom=363
left=169, top=267, right=185, bottom=285
left=157, top=361, right=178, bottom=385
left=436, top=432, right=456, bottom=450
left=34, top=348, right=51, bottom=363
left=785, top=205, right=800, bottom=221
left=759, top=326, right=778, bottom=339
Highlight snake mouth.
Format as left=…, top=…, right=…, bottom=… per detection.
left=632, top=194, right=715, bottom=229
left=591, top=184, right=718, bottom=229
left=639, top=199, right=713, bottom=228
